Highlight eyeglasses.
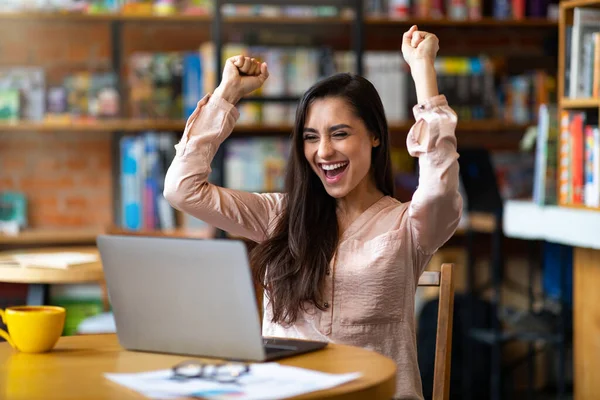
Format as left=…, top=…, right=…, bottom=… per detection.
left=171, top=360, right=251, bottom=384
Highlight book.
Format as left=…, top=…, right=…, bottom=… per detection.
left=584, top=125, right=597, bottom=207
left=558, top=111, right=571, bottom=205
left=533, top=104, right=558, bottom=206
left=568, top=8, right=600, bottom=98
left=0, top=89, right=19, bottom=121
left=182, top=52, right=203, bottom=119
left=0, top=67, right=45, bottom=121
left=570, top=113, right=585, bottom=204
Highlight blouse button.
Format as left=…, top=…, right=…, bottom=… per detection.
left=419, top=104, right=425, bottom=110
left=323, top=302, right=330, bottom=309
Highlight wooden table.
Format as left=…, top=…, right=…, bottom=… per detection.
left=0, top=246, right=104, bottom=305
left=0, top=334, right=397, bottom=399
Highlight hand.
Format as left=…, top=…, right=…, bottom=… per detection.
left=401, top=25, right=439, bottom=68
left=213, top=55, right=269, bottom=105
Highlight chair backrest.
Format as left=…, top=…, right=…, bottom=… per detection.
left=418, top=263, right=455, bottom=400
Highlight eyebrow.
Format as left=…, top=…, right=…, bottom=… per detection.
left=302, top=124, right=352, bottom=133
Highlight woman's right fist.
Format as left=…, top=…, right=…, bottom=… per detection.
left=214, top=55, right=269, bottom=105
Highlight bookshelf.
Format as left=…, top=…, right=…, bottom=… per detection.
left=0, top=12, right=558, bottom=27
left=0, top=227, right=101, bottom=246
left=560, top=97, right=600, bottom=108
left=500, top=2, right=600, bottom=399
left=558, top=0, right=600, bottom=210
left=366, top=16, right=557, bottom=27
left=503, top=198, right=600, bottom=400
left=0, top=2, right=559, bottom=239
left=0, top=119, right=532, bottom=133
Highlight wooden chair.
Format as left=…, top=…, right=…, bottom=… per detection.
left=418, top=263, right=455, bottom=400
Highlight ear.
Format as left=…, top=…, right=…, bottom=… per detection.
left=372, top=135, right=381, bottom=148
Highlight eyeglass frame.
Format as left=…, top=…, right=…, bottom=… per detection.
left=171, top=360, right=251, bottom=384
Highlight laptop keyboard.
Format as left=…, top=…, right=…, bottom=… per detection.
left=263, top=338, right=298, bottom=354
left=264, top=345, right=285, bottom=355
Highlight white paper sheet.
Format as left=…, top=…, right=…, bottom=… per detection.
left=8, top=252, right=98, bottom=269
left=105, top=362, right=361, bottom=400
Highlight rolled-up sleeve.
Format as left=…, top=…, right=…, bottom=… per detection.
left=406, top=95, right=463, bottom=257
left=163, top=94, right=285, bottom=242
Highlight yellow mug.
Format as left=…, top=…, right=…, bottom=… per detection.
left=0, top=306, right=65, bottom=353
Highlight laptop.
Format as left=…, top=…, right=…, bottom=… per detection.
left=96, top=235, right=328, bottom=362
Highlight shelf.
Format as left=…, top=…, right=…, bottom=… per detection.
left=0, top=226, right=218, bottom=246
left=561, top=98, right=600, bottom=109
left=469, top=328, right=562, bottom=345
left=0, top=11, right=118, bottom=21
left=503, top=200, right=600, bottom=250
left=454, top=212, right=497, bottom=235
left=0, top=119, right=186, bottom=132
left=393, top=121, right=533, bottom=133
left=0, top=227, right=102, bottom=245
left=108, top=227, right=214, bottom=239
left=367, top=16, right=557, bottom=27
left=0, top=11, right=211, bottom=22
left=0, top=119, right=533, bottom=134
left=557, top=203, right=600, bottom=212
left=560, top=0, right=600, bottom=10
left=0, top=12, right=558, bottom=28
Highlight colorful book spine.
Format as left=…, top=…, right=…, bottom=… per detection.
left=570, top=113, right=585, bottom=205
left=584, top=125, right=595, bottom=207
left=593, top=127, right=600, bottom=207
left=511, top=0, right=525, bottom=19
left=182, top=52, right=203, bottom=119
left=593, top=33, right=600, bottom=98
left=558, top=111, right=571, bottom=205
left=143, top=132, right=160, bottom=230
left=120, top=136, right=143, bottom=231
left=493, top=0, right=511, bottom=19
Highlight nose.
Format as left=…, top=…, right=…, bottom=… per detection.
left=317, top=137, right=335, bottom=160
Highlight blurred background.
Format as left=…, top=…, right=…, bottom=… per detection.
left=0, top=0, right=594, bottom=399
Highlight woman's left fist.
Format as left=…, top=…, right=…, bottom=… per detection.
left=401, top=25, right=439, bottom=67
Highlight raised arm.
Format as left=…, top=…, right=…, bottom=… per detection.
left=402, top=26, right=463, bottom=256
left=164, top=56, right=285, bottom=242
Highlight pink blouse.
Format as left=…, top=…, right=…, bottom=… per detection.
left=164, top=93, right=462, bottom=399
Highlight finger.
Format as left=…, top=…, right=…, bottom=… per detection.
left=239, top=57, right=254, bottom=74
left=246, top=58, right=255, bottom=75
left=231, top=55, right=244, bottom=68
left=223, top=56, right=241, bottom=77
left=402, top=25, right=418, bottom=45
left=246, top=59, right=256, bottom=76
left=254, top=60, right=262, bottom=76
left=249, top=58, right=260, bottom=75
left=411, top=31, right=426, bottom=47
left=259, top=62, right=269, bottom=81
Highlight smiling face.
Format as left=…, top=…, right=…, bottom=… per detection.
left=303, top=97, right=380, bottom=199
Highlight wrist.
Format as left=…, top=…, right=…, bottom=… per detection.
left=213, top=84, right=242, bottom=105
left=410, top=60, right=439, bottom=104
left=409, top=59, right=436, bottom=77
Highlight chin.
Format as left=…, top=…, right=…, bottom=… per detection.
left=323, top=185, right=350, bottom=199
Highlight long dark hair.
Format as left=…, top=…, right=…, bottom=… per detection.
left=250, top=73, right=394, bottom=325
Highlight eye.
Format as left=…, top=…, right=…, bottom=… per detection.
left=333, top=131, right=348, bottom=138
left=303, top=134, right=318, bottom=142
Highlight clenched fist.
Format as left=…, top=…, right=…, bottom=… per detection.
left=214, top=55, right=269, bottom=105
left=401, top=25, right=440, bottom=69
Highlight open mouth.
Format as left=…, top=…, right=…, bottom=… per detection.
left=320, top=162, right=349, bottom=184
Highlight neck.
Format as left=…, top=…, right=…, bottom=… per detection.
left=336, top=176, right=385, bottom=232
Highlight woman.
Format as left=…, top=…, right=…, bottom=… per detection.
left=164, top=25, right=462, bottom=399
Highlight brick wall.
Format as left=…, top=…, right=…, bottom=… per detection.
left=0, top=21, right=113, bottom=229
left=0, top=131, right=113, bottom=228
left=0, top=21, right=210, bottom=229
